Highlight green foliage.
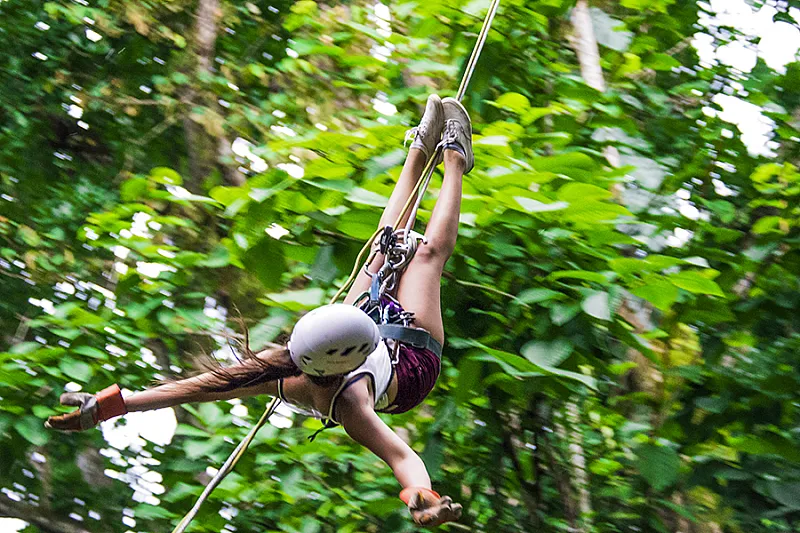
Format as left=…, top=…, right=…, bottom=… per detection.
left=1, top=0, right=799, bottom=532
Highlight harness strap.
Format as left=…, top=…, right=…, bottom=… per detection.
left=308, top=419, right=338, bottom=442
left=378, top=324, right=442, bottom=358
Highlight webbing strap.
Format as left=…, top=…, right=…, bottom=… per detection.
left=378, top=324, right=443, bottom=358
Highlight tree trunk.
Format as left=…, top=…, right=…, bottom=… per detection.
left=565, top=400, right=593, bottom=527
left=569, top=0, right=621, bottom=169
left=553, top=401, right=593, bottom=532
left=549, top=416, right=579, bottom=530
left=500, top=418, right=540, bottom=529
left=182, top=0, right=244, bottom=189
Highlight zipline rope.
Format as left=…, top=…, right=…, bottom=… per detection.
left=332, top=0, right=501, bottom=303
left=171, top=3, right=500, bottom=531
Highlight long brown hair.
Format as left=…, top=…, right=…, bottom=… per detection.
left=190, top=345, right=342, bottom=393
left=174, top=322, right=341, bottom=394
left=196, top=344, right=303, bottom=393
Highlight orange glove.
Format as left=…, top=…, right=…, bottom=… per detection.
left=45, top=384, right=127, bottom=431
left=400, top=487, right=463, bottom=528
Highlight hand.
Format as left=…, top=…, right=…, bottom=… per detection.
left=45, top=392, right=100, bottom=431
left=45, top=384, right=127, bottom=431
left=407, top=490, right=463, bottom=528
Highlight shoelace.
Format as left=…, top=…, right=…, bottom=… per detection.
left=435, top=119, right=465, bottom=152
left=403, top=123, right=428, bottom=148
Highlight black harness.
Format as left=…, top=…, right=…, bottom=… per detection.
left=307, top=227, right=442, bottom=441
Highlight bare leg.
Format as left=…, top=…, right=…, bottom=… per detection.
left=344, top=147, right=428, bottom=304
left=394, top=150, right=464, bottom=344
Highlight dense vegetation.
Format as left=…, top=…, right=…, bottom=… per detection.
left=1, top=0, right=799, bottom=532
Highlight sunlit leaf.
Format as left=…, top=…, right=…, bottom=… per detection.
left=582, top=290, right=611, bottom=320
left=58, top=359, right=93, bottom=382
left=668, top=271, right=725, bottom=297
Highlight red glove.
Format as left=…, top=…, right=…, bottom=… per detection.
left=400, top=487, right=463, bottom=528
left=45, top=384, right=127, bottom=431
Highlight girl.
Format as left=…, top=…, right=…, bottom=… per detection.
left=46, top=94, right=473, bottom=528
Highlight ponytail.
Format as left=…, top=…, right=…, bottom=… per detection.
left=183, top=345, right=302, bottom=394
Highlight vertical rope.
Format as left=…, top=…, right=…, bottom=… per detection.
left=457, top=0, right=501, bottom=101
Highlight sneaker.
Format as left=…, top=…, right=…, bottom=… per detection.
left=405, top=94, right=444, bottom=163
left=439, top=97, right=473, bottom=174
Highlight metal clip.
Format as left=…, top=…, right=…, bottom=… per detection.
left=378, top=225, right=397, bottom=255
left=369, top=270, right=384, bottom=306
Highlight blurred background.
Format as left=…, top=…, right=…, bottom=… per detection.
left=1, top=0, right=800, bottom=531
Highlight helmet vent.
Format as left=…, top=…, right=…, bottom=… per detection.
left=326, top=348, right=338, bottom=355
left=340, top=346, right=355, bottom=357
left=359, top=343, right=370, bottom=353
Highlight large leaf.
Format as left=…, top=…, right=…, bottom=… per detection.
left=242, top=238, right=287, bottom=290
left=668, top=271, right=725, bottom=297
left=582, top=290, right=612, bottom=321
left=491, top=92, right=531, bottom=114
left=516, top=288, right=566, bottom=304
left=556, top=182, right=613, bottom=202
left=470, top=343, right=596, bottom=389
left=15, top=416, right=50, bottom=446
left=521, top=339, right=574, bottom=367
left=632, top=278, right=679, bottom=311
left=636, top=444, right=680, bottom=491
left=58, top=358, right=94, bottom=383
left=263, top=288, right=326, bottom=311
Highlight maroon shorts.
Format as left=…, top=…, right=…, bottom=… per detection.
left=382, top=342, right=441, bottom=414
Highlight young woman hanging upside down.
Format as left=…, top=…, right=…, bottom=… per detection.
left=46, top=94, right=473, bottom=528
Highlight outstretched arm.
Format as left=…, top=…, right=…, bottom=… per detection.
left=338, top=386, right=431, bottom=488
left=124, top=372, right=276, bottom=412
left=337, top=382, right=462, bottom=527
left=46, top=351, right=288, bottom=431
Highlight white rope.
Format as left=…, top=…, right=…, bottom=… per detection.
left=403, top=0, right=501, bottom=236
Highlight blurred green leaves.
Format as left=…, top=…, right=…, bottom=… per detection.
left=1, top=0, right=799, bottom=531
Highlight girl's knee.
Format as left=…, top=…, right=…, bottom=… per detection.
left=414, top=240, right=453, bottom=265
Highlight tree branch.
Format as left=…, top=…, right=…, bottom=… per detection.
left=0, top=497, right=99, bottom=533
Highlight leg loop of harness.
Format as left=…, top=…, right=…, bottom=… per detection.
left=378, top=324, right=442, bottom=359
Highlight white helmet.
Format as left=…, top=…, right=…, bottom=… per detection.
left=288, top=304, right=380, bottom=376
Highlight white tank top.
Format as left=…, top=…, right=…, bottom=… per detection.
left=277, top=340, right=394, bottom=423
